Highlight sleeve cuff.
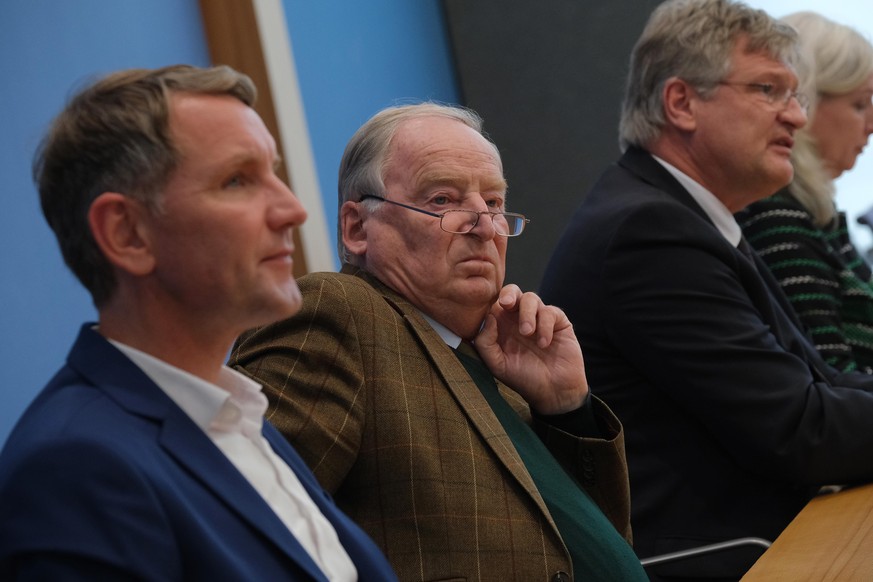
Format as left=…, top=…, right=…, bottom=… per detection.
left=533, top=391, right=601, bottom=438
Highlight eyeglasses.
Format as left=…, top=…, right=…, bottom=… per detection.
left=718, top=81, right=809, bottom=113
left=359, top=194, right=529, bottom=237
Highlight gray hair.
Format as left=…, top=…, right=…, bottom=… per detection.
left=336, top=102, right=501, bottom=265
left=783, top=11, right=873, bottom=226
left=619, top=0, right=800, bottom=150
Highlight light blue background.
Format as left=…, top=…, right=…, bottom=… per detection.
left=0, top=0, right=210, bottom=446
left=283, top=1, right=459, bottom=261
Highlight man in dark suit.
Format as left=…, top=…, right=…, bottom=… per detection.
left=540, top=0, right=873, bottom=580
left=0, top=65, right=397, bottom=581
left=231, top=103, right=649, bottom=580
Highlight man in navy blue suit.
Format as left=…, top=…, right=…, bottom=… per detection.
left=0, top=65, right=397, bottom=581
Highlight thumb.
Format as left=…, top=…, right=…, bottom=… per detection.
left=473, top=314, right=500, bottom=362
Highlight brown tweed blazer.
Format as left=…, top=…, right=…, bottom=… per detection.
left=230, top=267, right=632, bottom=582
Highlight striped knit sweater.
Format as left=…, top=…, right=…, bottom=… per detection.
left=738, top=190, right=873, bottom=374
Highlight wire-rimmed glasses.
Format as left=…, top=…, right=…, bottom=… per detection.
left=718, top=81, right=809, bottom=114
left=359, top=194, right=529, bottom=237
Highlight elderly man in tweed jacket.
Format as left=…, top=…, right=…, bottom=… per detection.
left=231, top=103, right=647, bottom=582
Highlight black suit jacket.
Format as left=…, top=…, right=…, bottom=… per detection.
left=540, top=147, right=873, bottom=579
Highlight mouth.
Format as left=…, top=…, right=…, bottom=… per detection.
left=772, top=135, right=794, bottom=150
left=263, top=248, right=295, bottom=265
left=458, top=256, right=498, bottom=277
left=461, top=254, right=494, bottom=264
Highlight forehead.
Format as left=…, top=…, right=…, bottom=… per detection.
left=386, top=116, right=506, bottom=191
left=168, top=92, right=276, bottom=161
left=728, top=40, right=797, bottom=83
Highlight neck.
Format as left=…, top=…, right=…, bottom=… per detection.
left=98, top=294, right=234, bottom=385
left=647, top=138, right=751, bottom=212
left=423, top=304, right=489, bottom=341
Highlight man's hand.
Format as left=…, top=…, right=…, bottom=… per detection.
left=473, top=284, right=588, bottom=414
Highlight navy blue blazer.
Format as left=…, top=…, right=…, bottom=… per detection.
left=540, top=147, right=873, bottom=580
left=0, top=324, right=397, bottom=581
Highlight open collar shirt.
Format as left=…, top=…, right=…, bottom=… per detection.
left=109, top=338, right=357, bottom=582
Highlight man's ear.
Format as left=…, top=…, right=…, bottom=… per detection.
left=88, top=192, right=156, bottom=276
left=662, top=76, right=699, bottom=132
left=340, top=200, right=368, bottom=258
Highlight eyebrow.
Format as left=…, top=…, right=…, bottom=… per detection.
left=416, top=171, right=508, bottom=194
left=210, top=148, right=282, bottom=172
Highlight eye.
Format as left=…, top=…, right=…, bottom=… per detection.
left=854, top=98, right=871, bottom=112
left=222, top=173, right=247, bottom=189
left=754, top=83, right=776, bottom=96
left=486, top=198, right=505, bottom=210
left=430, top=194, right=452, bottom=206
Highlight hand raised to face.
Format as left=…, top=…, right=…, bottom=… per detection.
left=472, top=284, right=588, bottom=415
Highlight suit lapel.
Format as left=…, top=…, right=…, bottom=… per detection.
left=618, top=150, right=832, bottom=379
left=350, top=272, right=554, bottom=522
left=67, top=325, right=329, bottom=582
left=619, top=146, right=714, bottom=224
left=157, top=418, right=327, bottom=581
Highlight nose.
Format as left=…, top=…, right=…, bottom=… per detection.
left=268, top=177, right=307, bottom=231
left=466, top=198, right=497, bottom=240
left=779, top=97, right=808, bottom=129
left=864, top=106, right=873, bottom=136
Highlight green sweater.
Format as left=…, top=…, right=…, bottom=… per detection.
left=738, top=190, right=873, bottom=374
left=454, top=348, right=648, bottom=581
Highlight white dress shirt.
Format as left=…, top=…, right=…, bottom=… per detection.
left=420, top=312, right=462, bottom=348
left=652, top=154, right=743, bottom=247
left=109, top=338, right=357, bottom=582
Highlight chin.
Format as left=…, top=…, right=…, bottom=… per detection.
left=458, top=283, right=499, bottom=306
left=260, top=289, right=303, bottom=322
left=772, top=164, right=795, bottom=189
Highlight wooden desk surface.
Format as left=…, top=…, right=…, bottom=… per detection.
left=741, top=483, right=873, bottom=581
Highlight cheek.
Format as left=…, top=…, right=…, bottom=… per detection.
left=813, top=105, right=860, bottom=148
left=370, top=226, right=440, bottom=276
left=811, top=123, right=840, bottom=160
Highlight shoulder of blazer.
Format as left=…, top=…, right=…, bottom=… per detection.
left=64, top=324, right=176, bottom=421
left=616, top=146, right=713, bottom=222
left=300, top=266, right=429, bottom=324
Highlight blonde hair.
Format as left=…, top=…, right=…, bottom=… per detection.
left=784, top=11, right=873, bottom=226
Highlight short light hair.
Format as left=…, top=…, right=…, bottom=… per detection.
left=336, top=102, right=501, bottom=265
left=619, top=0, right=799, bottom=150
left=35, top=64, right=256, bottom=307
left=783, top=12, right=873, bottom=226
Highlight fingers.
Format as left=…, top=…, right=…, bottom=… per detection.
left=494, top=286, right=569, bottom=348
left=497, top=284, right=523, bottom=310
left=476, top=313, right=498, bottom=347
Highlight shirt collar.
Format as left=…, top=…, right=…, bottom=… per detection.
left=419, top=312, right=463, bottom=349
left=107, top=338, right=267, bottom=434
left=652, top=154, right=742, bottom=247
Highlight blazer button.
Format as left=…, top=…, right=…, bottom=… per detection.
left=581, top=449, right=595, bottom=484
left=551, top=571, right=571, bottom=582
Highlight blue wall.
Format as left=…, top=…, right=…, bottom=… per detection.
left=0, top=1, right=458, bottom=445
left=284, top=1, right=460, bottom=263
left=0, top=1, right=210, bottom=446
